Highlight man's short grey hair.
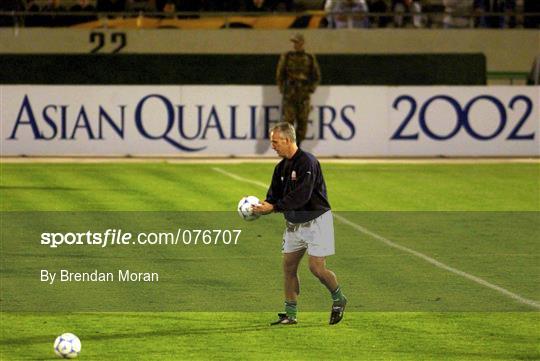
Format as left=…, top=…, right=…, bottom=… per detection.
left=270, top=122, right=296, bottom=143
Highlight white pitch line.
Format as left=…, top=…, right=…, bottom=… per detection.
left=212, top=166, right=540, bottom=310
left=333, top=213, right=540, bottom=310
left=212, top=167, right=268, bottom=188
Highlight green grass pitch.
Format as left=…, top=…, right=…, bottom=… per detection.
left=1, top=161, right=539, bottom=360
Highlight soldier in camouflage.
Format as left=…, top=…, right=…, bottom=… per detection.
left=276, top=33, right=321, bottom=146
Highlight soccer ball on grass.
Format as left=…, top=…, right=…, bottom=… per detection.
left=54, top=333, right=81, bottom=359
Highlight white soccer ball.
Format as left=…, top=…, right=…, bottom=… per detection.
left=237, top=196, right=261, bottom=221
left=54, top=333, right=81, bottom=359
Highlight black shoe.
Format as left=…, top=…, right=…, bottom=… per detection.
left=270, top=312, right=298, bottom=325
left=329, top=298, right=347, bottom=325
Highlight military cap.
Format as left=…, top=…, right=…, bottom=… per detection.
left=290, top=33, right=305, bottom=43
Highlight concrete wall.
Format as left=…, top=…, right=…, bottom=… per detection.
left=0, top=28, right=538, bottom=72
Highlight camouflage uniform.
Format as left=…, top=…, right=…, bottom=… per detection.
left=276, top=47, right=321, bottom=145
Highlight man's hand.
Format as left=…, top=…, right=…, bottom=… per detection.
left=252, top=201, right=274, bottom=215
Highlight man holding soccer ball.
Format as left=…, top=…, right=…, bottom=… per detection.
left=253, top=122, right=347, bottom=325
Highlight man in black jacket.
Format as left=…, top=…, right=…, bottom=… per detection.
left=253, top=122, right=347, bottom=325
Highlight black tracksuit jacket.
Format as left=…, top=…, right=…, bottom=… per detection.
left=265, top=149, right=331, bottom=224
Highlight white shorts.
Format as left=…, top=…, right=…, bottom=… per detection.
left=282, top=210, right=335, bottom=257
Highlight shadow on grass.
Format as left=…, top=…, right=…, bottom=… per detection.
left=1, top=322, right=324, bottom=347
left=0, top=186, right=127, bottom=191
left=0, top=186, right=87, bottom=191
